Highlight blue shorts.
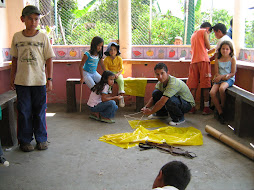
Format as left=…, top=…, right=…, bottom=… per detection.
left=215, top=79, right=234, bottom=87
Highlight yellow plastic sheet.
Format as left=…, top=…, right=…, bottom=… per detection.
left=123, top=78, right=147, bottom=97
left=128, top=119, right=168, bottom=129
left=99, top=126, right=203, bottom=149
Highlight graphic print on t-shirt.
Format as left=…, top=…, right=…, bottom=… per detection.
left=20, top=48, right=37, bottom=65
left=17, top=41, right=44, bottom=66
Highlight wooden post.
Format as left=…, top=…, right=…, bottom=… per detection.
left=66, top=80, right=77, bottom=112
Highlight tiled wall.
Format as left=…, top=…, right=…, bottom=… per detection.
left=1, top=46, right=192, bottom=61
left=132, top=46, right=191, bottom=60
left=2, top=46, right=254, bottom=62
left=1, top=48, right=11, bottom=62
left=239, top=49, right=254, bottom=62
left=53, top=46, right=89, bottom=60
left=53, top=46, right=193, bottom=60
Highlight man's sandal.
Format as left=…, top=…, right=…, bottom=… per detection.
left=89, top=114, right=100, bottom=121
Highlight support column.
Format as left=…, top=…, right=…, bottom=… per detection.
left=233, top=0, right=246, bottom=58
left=118, top=0, right=132, bottom=59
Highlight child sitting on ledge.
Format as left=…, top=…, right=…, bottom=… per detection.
left=104, top=42, right=125, bottom=107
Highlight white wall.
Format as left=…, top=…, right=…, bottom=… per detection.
left=233, top=0, right=246, bottom=58
left=0, top=6, right=8, bottom=63
left=0, top=2, right=9, bottom=55
left=0, top=0, right=24, bottom=64
left=6, top=0, right=25, bottom=47
left=118, top=0, right=132, bottom=59
left=0, top=0, right=25, bottom=47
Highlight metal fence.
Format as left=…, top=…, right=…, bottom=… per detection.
left=29, top=0, right=186, bottom=45
left=28, top=0, right=254, bottom=47
left=131, top=0, right=185, bottom=45
left=131, top=0, right=150, bottom=45
left=31, top=0, right=118, bottom=45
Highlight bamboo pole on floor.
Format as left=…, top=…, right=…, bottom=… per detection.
left=205, top=125, right=254, bottom=161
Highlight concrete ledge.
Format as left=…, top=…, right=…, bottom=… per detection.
left=224, top=85, right=254, bottom=137
left=236, top=60, right=254, bottom=71
left=53, top=60, right=80, bottom=64
left=0, top=90, right=17, bottom=146
left=123, top=59, right=191, bottom=64
left=66, top=78, right=188, bottom=113
left=0, top=61, right=11, bottom=71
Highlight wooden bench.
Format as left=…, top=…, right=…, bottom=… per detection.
left=66, top=78, right=188, bottom=112
left=224, top=85, right=254, bottom=137
left=0, top=90, right=17, bottom=146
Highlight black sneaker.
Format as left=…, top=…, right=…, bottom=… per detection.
left=219, top=113, right=225, bottom=124
left=0, top=156, right=9, bottom=167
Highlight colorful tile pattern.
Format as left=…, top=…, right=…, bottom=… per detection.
left=156, top=48, right=166, bottom=59
left=167, top=47, right=178, bottom=59
left=1, top=47, right=254, bottom=62
left=143, top=47, right=156, bottom=59
left=239, top=49, right=254, bottom=62
left=132, top=47, right=144, bottom=59
left=2, top=48, right=11, bottom=61
left=54, top=48, right=68, bottom=60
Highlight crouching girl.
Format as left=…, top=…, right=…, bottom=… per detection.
left=87, top=71, right=122, bottom=123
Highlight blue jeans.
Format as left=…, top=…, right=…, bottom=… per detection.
left=15, top=85, right=47, bottom=144
left=89, top=100, right=118, bottom=118
left=152, top=89, right=192, bottom=122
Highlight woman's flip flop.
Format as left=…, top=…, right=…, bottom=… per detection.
left=100, top=118, right=115, bottom=123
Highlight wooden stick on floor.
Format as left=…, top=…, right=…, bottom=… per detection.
left=80, top=84, right=83, bottom=112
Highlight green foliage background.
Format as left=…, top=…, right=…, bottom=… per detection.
left=51, top=0, right=254, bottom=48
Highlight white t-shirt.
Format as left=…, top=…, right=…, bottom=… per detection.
left=215, top=35, right=235, bottom=55
left=10, top=31, right=55, bottom=86
left=87, top=84, right=110, bottom=107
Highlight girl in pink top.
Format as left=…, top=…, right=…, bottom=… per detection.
left=87, top=71, right=122, bottom=123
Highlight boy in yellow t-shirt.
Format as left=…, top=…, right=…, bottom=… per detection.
left=104, top=42, right=125, bottom=107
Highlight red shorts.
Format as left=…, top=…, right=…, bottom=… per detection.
left=187, top=61, right=211, bottom=89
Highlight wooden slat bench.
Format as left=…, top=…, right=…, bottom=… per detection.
left=66, top=78, right=188, bottom=112
left=224, top=85, right=254, bottom=137
left=0, top=90, right=17, bottom=146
